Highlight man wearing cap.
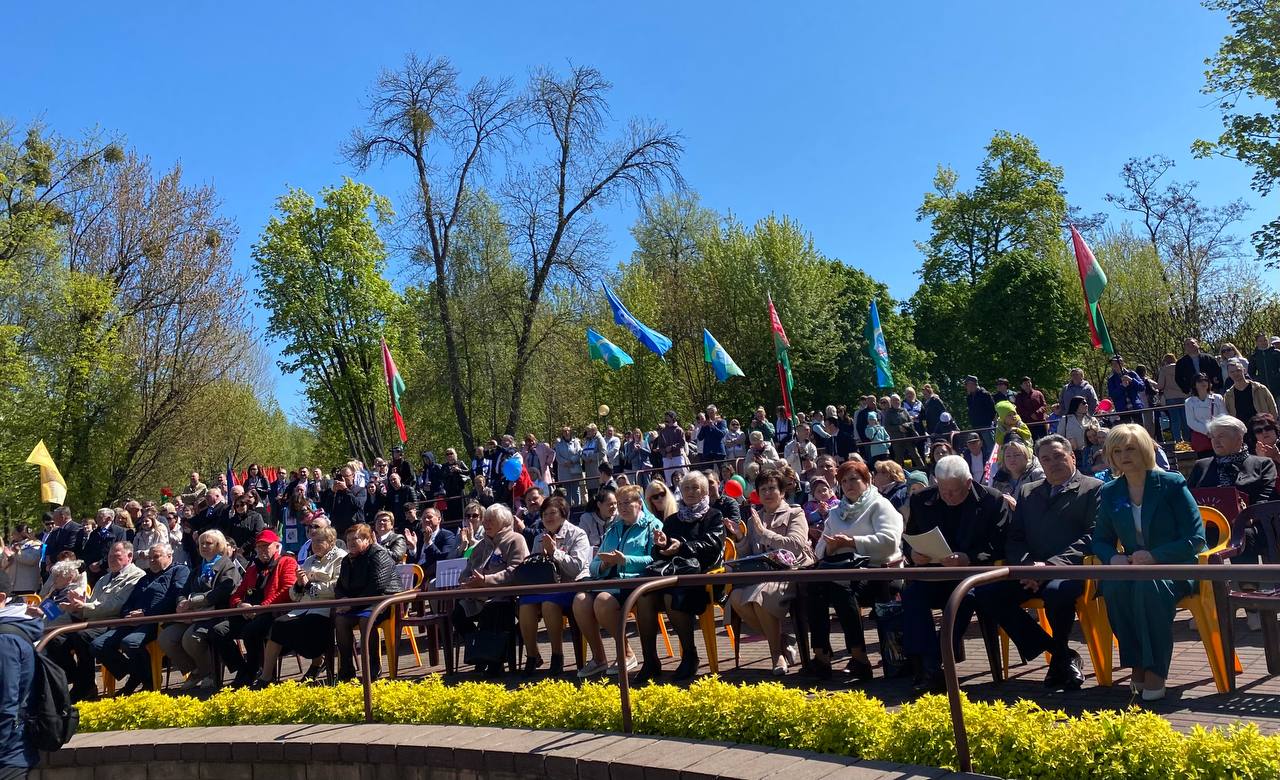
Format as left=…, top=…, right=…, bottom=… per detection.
left=973, top=435, right=1102, bottom=689
left=1014, top=377, right=1049, bottom=439
left=963, top=376, right=997, bottom=461
left=210, top=529, right=298, bottom=688
left=993, top=378, right=1014, bottom=406
left=0, top=568, right=43, bottom=776
left=388, top=446, right=415, bottom=487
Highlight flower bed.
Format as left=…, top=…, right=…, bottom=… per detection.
left=77, top=677, right=1280, bottom=779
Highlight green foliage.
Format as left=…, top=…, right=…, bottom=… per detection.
left=1196, top=0, right=1280, bottom=266
left=77, top=679, right=1280, bottom=779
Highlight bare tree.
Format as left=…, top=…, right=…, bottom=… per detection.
left=347, top=55, right=682, bottom=449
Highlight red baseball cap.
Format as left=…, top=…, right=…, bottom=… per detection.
left=256, top=529, right=280, bottom=545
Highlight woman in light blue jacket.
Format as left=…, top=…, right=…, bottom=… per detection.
left=571, top=484, right=655, bottom=679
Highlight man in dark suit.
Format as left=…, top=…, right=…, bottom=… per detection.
left=973, top=435, right=1103, bottom=689
left=1176, top=337, right=1223, bottom=394
left=41, top=506, right=81, bottom=581
left=372, top=511, right=409, bottom=563
left=192, top=487, right=229, bottom=536
left=1189, top=415, right=1278, bottom=507
left=902, top=454, right=1012, bottom=693
left=410, top=506, right=457, bottom=578
left=80, top=508, right=127, bottom=587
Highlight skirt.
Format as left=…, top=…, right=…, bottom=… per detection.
left=521, top=592, right=575, bottom=610
left=269, top=612, right=333, bottom=659
left=732, top=580, right=796, bottom=619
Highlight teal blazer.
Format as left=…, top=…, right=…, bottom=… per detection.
left=1090, top=470, right=1205, bottom=564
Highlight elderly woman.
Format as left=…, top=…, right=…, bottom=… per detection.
left=1251, top=413, right=1280, bottom=470
left=256, top=525, right=347, bottom=686
left=1190, top=415, right=1278, bottom=507
left=333, top=523, right=401, bottom=681
left=572, top=484, right=656, bottom=678
left=452, top=505, right=529, bottom=677
left=518, top=496, right=591, bottom=675
left=456, top=500, right=486, bottom=558
left=633, top=471, right=725, bottom=684
left=746, top=430, right=782, bottom=473
left=1092, top=424, right=1206, bottom=702
left=2, top=524, right=43, bottom=594
left=806, top=460, right=903, bottom=679
left=33, top=559, right=89, bottom=624
left=990, top=439, right=1044, bottom=503
left=726, top=470, right=816, bottom=675
left=158, top=529, right=243, bottom=691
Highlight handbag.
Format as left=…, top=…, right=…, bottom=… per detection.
left=511, top=554, right=559, bottom=586
left=463, top=630, right=511, bottom=666
left=642, top=556, right=701, bottom=577
left=816, top=551, right=871, bottom=570
left=725, top=552, right=786, bottom=573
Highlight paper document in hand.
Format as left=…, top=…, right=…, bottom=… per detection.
left=903, top=527, right=953, bottom=562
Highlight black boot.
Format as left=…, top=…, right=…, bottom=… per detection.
left=672, top=653, right=700, bottom=682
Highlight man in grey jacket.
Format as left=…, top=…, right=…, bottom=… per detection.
left=972, top=435, right=1102, bottom=690
left=45, top=540, right=146, bottom=702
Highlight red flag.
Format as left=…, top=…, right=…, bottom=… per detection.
left=381, top=338, right=408, bottom=443
left=766, top=295, right=795, bottom=421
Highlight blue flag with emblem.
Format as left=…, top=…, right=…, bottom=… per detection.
left=586, top=328, right=635, bottom=370
left=703, top=329, right=745, bottom=382
left=602, top=283, right=672, bottom=357
left=864, top=300, right=894, bottom=388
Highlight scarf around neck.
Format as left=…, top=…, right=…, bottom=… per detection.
left=677, top=496, right=710, bottom=522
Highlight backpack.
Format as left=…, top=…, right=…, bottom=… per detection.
left=0, top=623, right=79, bottom=751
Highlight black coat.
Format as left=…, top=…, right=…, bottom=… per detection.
left=183, top=555, right=243, bottom=610
left=223, top=510, right=266, bottom=556
left=377, top=485, right=417, bottom=530
left=42, top=521, right=82, bottom=577
left=80, top=524, right=127, bottom=571
left=1189, top=456, right=1278, bottom=506
left=659, top=508, right=725, bottom=571
left=193, top=502, right=229, bottom=535
left=335, top=544, right=400, bottom=598
left=906, top=482, right=1010, bottom=566
left=1006, top=475, right=1103, bottom=566
left=966, top=388, right=996, bottom=429
left=1177, top=353, right=1223, bottom=394
left=417, top=527, right=458, bottom=573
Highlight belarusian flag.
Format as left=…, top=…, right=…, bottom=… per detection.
left=381, top=338, right=408, bottom=443
left=766, top=294, right=795, bottom=421
left=1069, top=225, right=1115, bottom=355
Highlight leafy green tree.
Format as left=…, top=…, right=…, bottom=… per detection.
left=253, top=179, right=402, bottom=465
left=1195, top=0, right=1280, bottom=265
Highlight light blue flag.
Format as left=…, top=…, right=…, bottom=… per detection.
left=864, top=299, right=894, bottom=388
left=602, top=283, right=672, bottom=357
left=703, top=329, right=745, bottom=382
left=586, top=328, right=634, bottom=370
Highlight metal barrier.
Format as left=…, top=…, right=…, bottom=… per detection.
left=38, top=561, right=1280, bottom=775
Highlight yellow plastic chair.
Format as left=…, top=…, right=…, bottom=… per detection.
left=101, top=641, right=165, bottom=695
left=1085, top=506, right=1241, bottom=693
left=998, top=593, right=1113, bottom=685
left=384, top=564, right=425, bottom=678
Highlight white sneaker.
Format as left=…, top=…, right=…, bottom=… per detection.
left=1141, top=686, right=1166, bottom=702
left=607, top=655, right=639, bottom=676
left=772, top=658, right=789, bottom=676
left=1249, top=612, right=1263, bottom=631
left=576, top=659, right=608, bottom=679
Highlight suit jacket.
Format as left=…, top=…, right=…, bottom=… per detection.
left=193, top=502, right=229, bottom=535
left=906, top=482, right=1010, bottom=565
left=80, top=524, right=127, bottom=570
left=1189, top=455, right=1278, bottom=506
left=42, top=521, right=82, bottom=577
left=1007, top=475, right=1103, bottom=566
left=418, top=527, right=458, bottom=572
left=122, top=564, right=190, bottom=617
left=1091, top=470, right=1205, bottom=563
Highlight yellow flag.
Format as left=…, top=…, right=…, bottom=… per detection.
left=25, top=440, right=67, bottom=505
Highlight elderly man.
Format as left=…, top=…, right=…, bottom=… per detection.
left=193, top=487, right=228, bottom=536
left=553, top=426, right=586, bottom=505
left=89, top=543, right=189, bottom=695
left=973, top=435, right=1103, bottom=689
left=902, top=454, right=1012, bottom=693
left=1059, top=368, right=1099, bottom=417
left=1191, top=415, right=1278, bottom=506
left=41, top=506, right=81, bottom=582
left=47, top=541, right=145, bottom=701
left=81, top=508, right=127, bottom=587
left=375, top=471, right=417, bottom=531
left=210, top=529, right=298, bottom=688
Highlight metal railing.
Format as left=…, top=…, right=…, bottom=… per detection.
left=36, top=562, right=1280, bottom=775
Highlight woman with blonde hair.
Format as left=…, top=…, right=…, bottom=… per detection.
left=644, top=480, right=678, bottom=523
left=160, top=529, right=243, bottom=691
left=1092, top=424, right=1205, bottom=701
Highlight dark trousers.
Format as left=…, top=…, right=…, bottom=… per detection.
left=90, top=626, right=155, bottom=687
left=901, top=579, right=977, bottom=673
left=209, top=613, right=276, bottom=679
left=973, top=579, right=1083, bottom=661
left=46, top=628, right=105, bottom=700
left=805, top=580, right=867, bottom=653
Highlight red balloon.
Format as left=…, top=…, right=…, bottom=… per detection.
left=723, top=479, right=743, bottom=499
left=748, top=490, right=760, bottom=504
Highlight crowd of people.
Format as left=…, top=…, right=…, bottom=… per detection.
left=3, top=333, right=1280, bottom=737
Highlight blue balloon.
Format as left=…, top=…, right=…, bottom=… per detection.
left=502, top=455, right=524, bottom=482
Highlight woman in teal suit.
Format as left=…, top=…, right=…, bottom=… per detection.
left=1092, top=424, right=1205, bottom=701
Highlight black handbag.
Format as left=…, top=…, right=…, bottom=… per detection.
left=463, top=630, right=510, bottom=666
left=511, top=554, right=559, bottom=586
left=724, top=552, right=785, bottom=573
left=642, top=556, right=701, bottom=577
left=816, top=552, right=871, bottom=570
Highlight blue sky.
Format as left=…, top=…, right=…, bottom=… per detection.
left=4, top=2, right=1275, bottom=420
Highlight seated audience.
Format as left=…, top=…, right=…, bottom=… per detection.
left=373, top=511, right=409, bottom=563
left=990, top=439, right=1044, bottom=503
left=973, top=435, right=1102, bottom=689
left=158, top=530, right=243, bottom=691
left=408, top=506, right=457, bottom=578
left=90, top=543, right=189, bottom=695
left=1251, top=412, right=1280, bottom=470
left=518, top=496, right=591, bottom=676
left=453, top=504, right=530, bottom=677
left=1092, top=424, right=1205, bottom=701
left=332, top=523, right=401, bottom=681
left=258, top=526, right=347, bottom=685
left=576, top=487, right=618, bottom=549
left=210, top=529, right=298, bottom=688
left=1189, top=415, right=1277, bottom=507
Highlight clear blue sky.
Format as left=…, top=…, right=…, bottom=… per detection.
left=4, top=2, right=1275, bottom=421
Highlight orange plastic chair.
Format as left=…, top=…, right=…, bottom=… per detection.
left=657, top=536, right=738, bottom=673
left=1085, top=506, right=1241, bottom=693
left=384, top=564, right=425, bottom=678
left=998, top=593, right=1112, bottom=685
left=101, top=641, right=166, bottom=695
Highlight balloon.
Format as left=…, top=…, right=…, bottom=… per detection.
left=1097, top=398, right=1114, bottom=413
left=722, top=479, right=743, bottom=499
left=502, top=454, right=524, bottom=482
left=748, top=490, right=760, bottom=505
left=598, top=404, right=610, bottom=417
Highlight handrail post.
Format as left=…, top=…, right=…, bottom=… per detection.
left=361, top=591, right=407, bottom=723
left=940, top=566, right=1009, bottom=774
left=617, top=576, right=680, bottom=733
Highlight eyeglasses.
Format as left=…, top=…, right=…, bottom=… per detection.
left=465, top=513, right=481, bottom=519
left=1254, top=428, right=1276, bottom=436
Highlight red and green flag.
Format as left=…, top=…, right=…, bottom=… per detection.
left=766, top=294, right=795, bottom=421
left=1070, top=225, right=1115, bottom=355
left=381, top=338, right=408, bottom=443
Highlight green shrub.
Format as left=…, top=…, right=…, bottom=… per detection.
left=75, top=677, right=1280, bottom=780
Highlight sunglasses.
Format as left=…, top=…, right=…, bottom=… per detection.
left=465, top=513, right=481, bottom=519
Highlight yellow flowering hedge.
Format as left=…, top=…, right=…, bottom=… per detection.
left=77, top=677, right=1280, bottom=780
